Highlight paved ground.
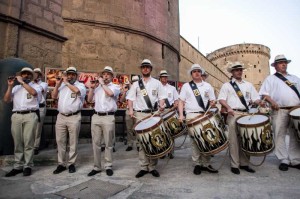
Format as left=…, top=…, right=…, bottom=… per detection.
left=0, top=136, right=300, bottom=199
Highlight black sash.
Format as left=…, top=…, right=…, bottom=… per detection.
left=229, top=81, right=249, bottom=110
left=274, top=72, right=300, bottom=99
left=164, top=98, right=171, bottom=108
left=189, top=81, right=209, bottom=111
left=138, top=79, right=153, bottom=110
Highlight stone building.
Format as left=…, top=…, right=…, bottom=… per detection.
left=207, top=43, right=271, bottom=89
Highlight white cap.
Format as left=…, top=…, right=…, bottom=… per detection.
left=188, top=64, right=205, bottom=75
left=141, top=59, right=152, bottom=67
left=101, top=66, right=114, bottom=76
left=159, top=70, right=170, bottom=77
left=227, top=61, right=245, bottom=73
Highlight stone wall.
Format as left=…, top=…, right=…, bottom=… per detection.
left=179, top=37, right=230, bottom=93
left=207, top=43, right=270, bottom=90
left=62, top=0, right=180, bottom=79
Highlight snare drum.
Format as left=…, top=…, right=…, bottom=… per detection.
left=161, top=109, right=187, bottom=139
left=187, top=111, right=228, bottom=156
left=288, top=106, right=300, bottom=142
left=236, top=114, right=274, bottom=156
left=133, top=115, right=174, bottom=159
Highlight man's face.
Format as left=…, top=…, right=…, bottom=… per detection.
left=21, top=71, right=33, bottom=81
left=191, top=69, right=202, bottom=81
left=67, top=72, right=77, bottom=84
left=160, top=76, right=168, bottom=84
left=231, top=68, right=243, bottom=79
left=141, top=65, right=152, bottom=77
left=274, top=61, right=288, bottom=73
left=102, top=72, right=113, bottom=83
left=34, top=72, right=42, bottom=81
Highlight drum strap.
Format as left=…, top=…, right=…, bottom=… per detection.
left=164, top=98, right=171, bottom=108
left=274, top=72, right=300, bottom=99
left=229, top=81, right=249, bottom=110
left=189, top=81, right=209, bottom=111
left=138, top=79, right=153, bottom=110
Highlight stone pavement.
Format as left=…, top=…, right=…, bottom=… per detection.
left=0, top=136, right=300, bottom=199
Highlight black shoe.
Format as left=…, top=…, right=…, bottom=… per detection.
left=150, top=170, right=160, bottom=177
left=279, top=163, right=289, bottom=171
left=137, top=147, right=140, bottom=151
left=240, top=166, right=255, bottom=173
left=34, top=149, right=39, bottom=155
left=126, top=146, right=133, bottom=151
left=168, top=153, right=174, bottom=159
left=193, top=165, right=201, bottom=175
left=101, top=147, right=105, bottom=152
left=135, top=170, right=148, bottom=178
left=53, top=165, right=66, bottom=174
left=23, top=168, right=32, bottom=176
left=106, top=169, right=113, bottom=176
left=88, top=170, right=101, bottom=176
left=203, top=165, right=218, bottom=173
left=289, top=164, right=300, bottom=169
left=113, top=147, right=116, bottom=152
left=5, top=169, right=23, bottom=177
left=231, top=167, right=240, bottom=175
left=69, top=164, right=76, bottom=173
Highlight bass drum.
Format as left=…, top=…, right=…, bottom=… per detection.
left=133, top=115, right=174, bottom=159
left=289, top=106, right=300, bottom=142
left=236, top=114, right=274, bottom=156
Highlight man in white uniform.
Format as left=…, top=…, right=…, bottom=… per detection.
left=259, top=55, right=300, bottom=171
left=4, top=67, right=42, bottom=177
left=127, top=59, right=166, bottom=178
left=178, top=64, right=218, bottom=175
left=52, top=66, right=86, bottom=174
left=87, top=66, right=120, bottom=176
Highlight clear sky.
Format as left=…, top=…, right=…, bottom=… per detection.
left=179, top=0, right=300, bottom=77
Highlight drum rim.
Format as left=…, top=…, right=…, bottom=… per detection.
left=289, top=106, right=300, bottom=119
left=133, top=115, right=163, bottom=133
left=186, top=112, right=214, bottom=127
left=236, top=113, right=270, bottom=127
left=161, top=109, right=176, bottom=121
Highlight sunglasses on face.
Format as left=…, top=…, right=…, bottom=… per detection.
left=141, top=65, right=151, bottom=69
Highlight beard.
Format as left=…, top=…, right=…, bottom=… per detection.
left=68, top=78, right=76, bottom=85
left=142, top=73, right=150, bottom=78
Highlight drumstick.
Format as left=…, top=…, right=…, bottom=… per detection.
left=248, top=97, right=267, bottom=120
left=203, top=105, right=212, bottom=117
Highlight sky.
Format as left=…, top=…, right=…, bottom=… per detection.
left=179, top=0, right=300, bottom=77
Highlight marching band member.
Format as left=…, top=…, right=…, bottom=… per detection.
left=52, top=66, right=86, bottom=174
left=259, top=55, right=300, bottom=171
left=218, top=62, right=261, bottom=175
left=33, top=68, right=48, bottom=155
left=178, top=64, right=218, bottom=175
left=4, top=67, right=42, bottom=177
left=159, top=70, right=179, bottom=159
left=87, top=66, right=120, bottom=176
left=127, top=59, right=166, bottom=178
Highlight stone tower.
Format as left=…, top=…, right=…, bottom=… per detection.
left=62, top=0, right=180, bottom=79
left=206, top=43, right=270, bottom=89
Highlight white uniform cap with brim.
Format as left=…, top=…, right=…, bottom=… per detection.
left=188, top=64, right=205, bottom=75
left=227, top=62, right=246, bottom=73
left=271, top=54, right=291, bottom=67
left=65, top=66, right=78, bottom=74
left=131, top=75, right=139, bottom=82
left=101, top=66, right=114, bottom=76
left=159, top=70, right=170, bottom=77
left=16, top=67, right=36, bottom=79
left=33, top=68, right=44, bottom=76
left=140, top=59, right=152, bottom=67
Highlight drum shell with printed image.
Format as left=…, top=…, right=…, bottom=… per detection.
left=288, top=106, right=300, bottom=142
left=236, top=114, right=274, bottom=156
left=133, top=115, right=174, bottom=159
left=161, top=108, right=187, bottom=139
left=187, top=111, right=228, bottom=156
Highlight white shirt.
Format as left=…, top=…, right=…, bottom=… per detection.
left=218, top=78, right=260, bottom=109
left=179, top=81, right=216, bottom=113
left=259, top=73, right=300, bottom=107
left=57, top=81, right=86, bottom=114
left=93, top=82, right=120, bottom=112
left=11, top=82, right=42, bottom=111
left=162, top=83, right=179, bottom=106
left=36, top=80, right=48, bottom=104
left=126, top=76, right=167, bottom=110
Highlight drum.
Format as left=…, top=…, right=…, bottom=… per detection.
left=236, top=114, right=274, bottom=156
left=161, top=109, right=187, bottom=139
left=133, top=115, right=174, bottom=158
left=187, top=111, right=228, bottom=156
left=288, top=106, right=300, bottom=142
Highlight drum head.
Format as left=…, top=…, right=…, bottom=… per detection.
left=135, top=117, right=161, bottom=131
left=162, top=110, right=175, bottom=120
left=290, top=107, right=300, bottom=117
left=237, top=114, right=268, bottom=125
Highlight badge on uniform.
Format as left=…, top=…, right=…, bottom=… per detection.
left=168, top=92, right=172, bottom=98
left=204, top=91, right=209, bottom=98
left=141, top=89, right=148, bottom=97
left=71, top=93, right=76, bottom=98
left=193, top=89, right=200, bottom=96
left=27, top=93, right=32, bottom=99
left=152, top=89, right=157, bottom=96
left=245, top=92, right=250, bottom=99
